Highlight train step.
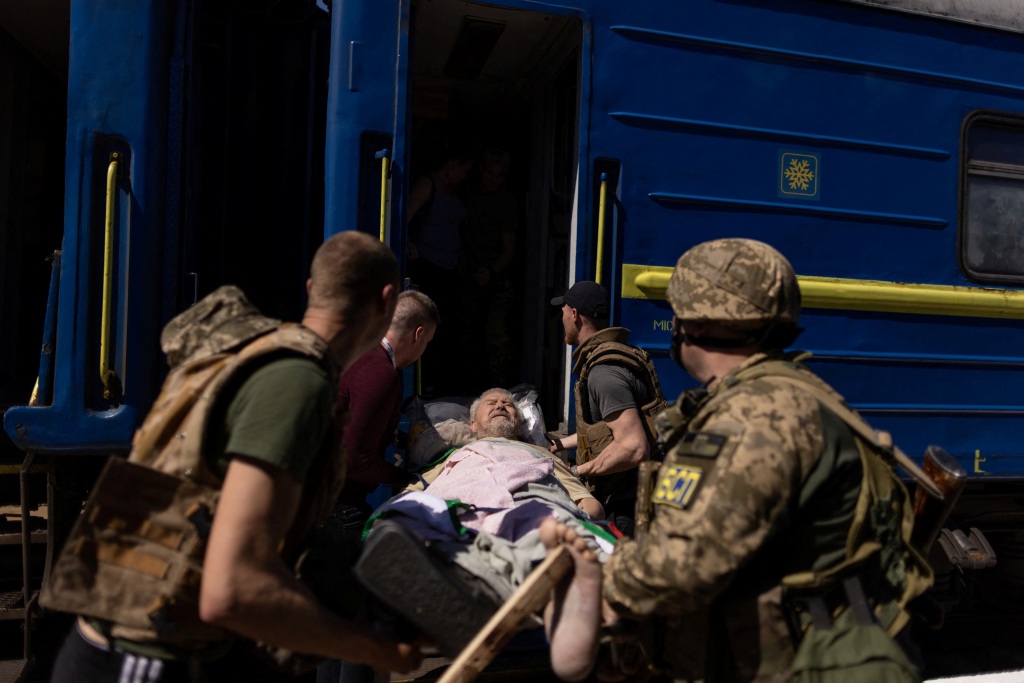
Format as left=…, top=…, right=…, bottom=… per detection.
left=0, top=659, right=28, bottom=683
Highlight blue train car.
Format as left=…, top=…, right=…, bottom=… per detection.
left=3, top=0, right=1024, bottom=676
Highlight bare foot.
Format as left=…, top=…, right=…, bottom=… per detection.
left=541, top=518, right=603, bottom=682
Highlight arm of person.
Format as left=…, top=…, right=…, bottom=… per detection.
left=602, top=384, right=817, bottom=619
left=199, top=456, right=422, bottom=671
left=491, top=229, right=516, bottom=276
left=406, top=176, right=434, bottom=261
left=576, top=496, right=605, bottom=520
left=574, top=407, right=649, bottom=478
left=549, top=455, right=605, bottom=520
left=550, top=432, right=578, bottom=453
left=406, top=176, right=433, bottom=224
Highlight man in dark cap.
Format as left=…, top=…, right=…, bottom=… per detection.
left=549, top=281, right=666, bottom=537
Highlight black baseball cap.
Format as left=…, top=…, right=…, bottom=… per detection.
left=550, top=281, right=610, bottom=318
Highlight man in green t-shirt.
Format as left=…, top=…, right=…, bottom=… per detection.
left=50, top=232, right=423, bottom=682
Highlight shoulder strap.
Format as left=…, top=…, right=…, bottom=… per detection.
left=755, top=362, right=936, bottom=634
left=733, top=362, right=941, bottom=500
left=580, top=342, right=667, bottom=409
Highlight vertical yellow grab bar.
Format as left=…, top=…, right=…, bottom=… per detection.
left=376, top=148, right=390, bottom=242
left=100, top=153, right=120, bottom=399
left=595, top=172, right=608, bottom=285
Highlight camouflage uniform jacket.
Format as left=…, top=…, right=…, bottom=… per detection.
left=603, top=352, right=864, bottom=683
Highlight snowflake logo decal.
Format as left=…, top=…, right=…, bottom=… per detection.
left=784, top=158, right=813, bottom=190
left=778, top=152, right=819, bottom=199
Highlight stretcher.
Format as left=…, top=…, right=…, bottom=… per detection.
left=343, top=393, right=590, bottom=680
left=352, top=519, right=574, bottom=682
left=437, top=545, right=571, bottom=683
left=354, top=519, right=573, bottom=682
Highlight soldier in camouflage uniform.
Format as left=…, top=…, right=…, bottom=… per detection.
left=542, top=238, right=927, bottom=682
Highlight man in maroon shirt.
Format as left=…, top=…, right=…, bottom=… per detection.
left=319, top=290, right=438, bottom=683
left=336, top=290, right=439, bottom=516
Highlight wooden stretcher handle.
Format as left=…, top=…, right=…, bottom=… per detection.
left=436, top=545, right=573, bottom=683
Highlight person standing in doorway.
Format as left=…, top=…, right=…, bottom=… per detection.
left=460, top=147, right=518, bottom=388
left=407, top=140, right=474, bottom=397
left=318, top=289, right=439, bottom=683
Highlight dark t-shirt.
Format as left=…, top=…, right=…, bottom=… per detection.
left=583, top=362, right=657, bottom=509
left=462, top=187, right=517, bottom=270
left=585, top=364, right=656, bottom=423
left=207, top=356, right=334, bottom=482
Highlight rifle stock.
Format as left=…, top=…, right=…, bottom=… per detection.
left=634, top=461, right=661, bottom=542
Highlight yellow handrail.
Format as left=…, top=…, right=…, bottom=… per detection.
left=377, top=148, right=389, bottom=242
left=595, top=173, right=608, bottom=284
left=622, top=263, right=1024, bottom=320
left=100, top=153, right=120, bottom=399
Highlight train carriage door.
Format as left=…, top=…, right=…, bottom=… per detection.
left=565, top=6, right=698, bottom=422
left=325, top=1, right=411, bottom=245
left=404, top=0, right=582, bottom=419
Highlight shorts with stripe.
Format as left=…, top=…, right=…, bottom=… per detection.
left=51, top=620, right=192, bottom=683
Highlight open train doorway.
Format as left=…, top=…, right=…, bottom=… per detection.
left=406, top=0, right=582, bottom=427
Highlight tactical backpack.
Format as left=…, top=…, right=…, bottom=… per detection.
left=710, top=356, right=933, bottom=682
left=40, top=286, right=342, bottom=648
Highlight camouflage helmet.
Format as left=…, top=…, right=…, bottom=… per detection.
left=667, top=238, right=800, bottom=328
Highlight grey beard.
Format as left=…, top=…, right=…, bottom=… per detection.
left=476, top=418, right=519, bottom=440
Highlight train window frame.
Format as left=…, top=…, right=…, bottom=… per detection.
left=960, top=112, right=1024, bottom=285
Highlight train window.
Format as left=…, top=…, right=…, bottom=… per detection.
left=962, top=116, right=1024, bottom=283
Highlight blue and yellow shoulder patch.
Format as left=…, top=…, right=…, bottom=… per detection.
left=653, top=465, right=703, bottom=509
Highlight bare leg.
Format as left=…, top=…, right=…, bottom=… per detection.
left=540, top=518, right=603, bottom=682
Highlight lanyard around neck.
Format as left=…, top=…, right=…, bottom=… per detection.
left=380, top=338, right=396, bottom=368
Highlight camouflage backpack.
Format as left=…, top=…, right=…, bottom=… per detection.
left=728, top=357, right=933, bottom=682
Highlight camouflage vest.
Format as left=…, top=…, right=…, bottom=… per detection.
left=41, top=286, right=344, bottom=647
left=650, top=354, right=932, bottom=671
left=572, top=327, right=667, bottom=468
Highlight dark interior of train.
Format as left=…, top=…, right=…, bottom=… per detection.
left=408, top=0, right=582, bottom=425
left=0, top=0, right=585, bottom=438
left=0, top=0, right=71, bottom=666
left=0, top=0, right=584, bottom=667
left=0, top=0, right=68, bottom=446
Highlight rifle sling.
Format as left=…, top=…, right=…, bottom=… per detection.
left=763, top=375, right=943, bottom=500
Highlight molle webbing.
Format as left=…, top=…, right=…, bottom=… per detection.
left=718, top=358, right=933, bottom=636
left=721, top=358, right=940, bottom=499
left=130, top=323, right=334, bottom=487
left=40, top=457, right=224, bottom=645
left=575, top=341, right=667, bottom=464
left=40, top=322, right=340, bottom=647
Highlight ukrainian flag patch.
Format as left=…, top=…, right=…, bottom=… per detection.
left=677, top=432, right=726, bottom=458
left=653, top=465, right=704, bottom=509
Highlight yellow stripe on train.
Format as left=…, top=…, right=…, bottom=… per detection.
left=622, top=264, right=1024, bottom=320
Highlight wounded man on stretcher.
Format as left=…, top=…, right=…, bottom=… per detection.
left=301, top=387, right=614, bottom=680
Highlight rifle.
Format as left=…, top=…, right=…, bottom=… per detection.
left=634, top=460, right=662, bottom=542
left=910, top=445, right=968, bottom=555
